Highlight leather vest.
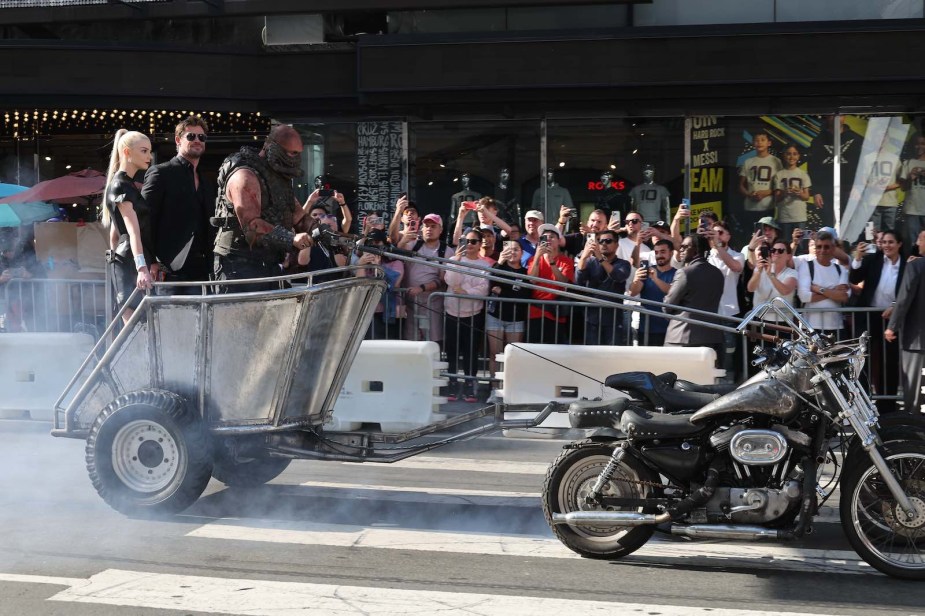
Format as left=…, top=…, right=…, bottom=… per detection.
left=214, top=147, right=295, bottom=262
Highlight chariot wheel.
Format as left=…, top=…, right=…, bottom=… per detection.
left=85, top=390, right=212, bottom=516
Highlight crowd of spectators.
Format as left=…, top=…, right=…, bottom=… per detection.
left=326, top=193, right=925, bottom=405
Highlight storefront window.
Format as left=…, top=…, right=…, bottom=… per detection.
left=291, top=122, right=359, bottom=229
left=545, top=118, right=684, bottom=229
left=410, top=120, right=540, bottom=241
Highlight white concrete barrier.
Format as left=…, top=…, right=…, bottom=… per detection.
left=0, top=333, right=95, bottom=421
left=497, top=343, right=723, bottom=434
left=325, top=340, right=448, bottom=432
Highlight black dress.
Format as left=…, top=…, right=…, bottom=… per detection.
left=107, top=170, right=154, bottom=309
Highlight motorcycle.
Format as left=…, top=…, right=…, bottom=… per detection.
left=543, top=297, right=925, bottom=579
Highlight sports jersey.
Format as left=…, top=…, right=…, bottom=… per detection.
left=629, top=183, right=670, bottom=222
left=861, top=151, right=900, bottom=207
left=900, top=159, right=925, bottom=216
left=773, top=167, right=813, bottom=223
left=740, top=154, right=782, bottom=212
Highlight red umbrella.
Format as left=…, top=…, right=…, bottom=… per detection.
left=2, top=169, right=107, bottom=204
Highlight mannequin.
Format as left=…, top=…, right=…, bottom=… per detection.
left=448, top=172, right=482, bottom=241
left=532, top=170, right=573, bottom=223
left=595, top=170, right=628, bottom=218
left=629, top=163, right=671, bottom=222
left=494, top=167, right=520, bottom=225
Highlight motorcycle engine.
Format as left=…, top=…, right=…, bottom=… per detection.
left=701, top=481, right=802, bottom=524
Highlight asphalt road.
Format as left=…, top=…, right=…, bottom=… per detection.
left=1, top=418, right=924, bottom=616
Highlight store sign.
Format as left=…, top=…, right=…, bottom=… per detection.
left=356, top=121, right=405, bottom=221
left=587, top=180, right=627, bottom=191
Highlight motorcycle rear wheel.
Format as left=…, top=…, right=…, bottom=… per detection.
left=542, top=444, right=660, bottom=559
left=841, top=441, right=925, bottom=580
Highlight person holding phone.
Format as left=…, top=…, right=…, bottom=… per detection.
left=354, top=229, right=405, bottom=340
left=707, top=221, right=745, bottom=379
left=577, top=228, right=631, bottom=345
left=526, top=224, right=575, bottom=344
left=401, top=214, right=452, bottom=344
left=452, top=197, right=511, bottom=248
left=628, top=239, right=676, bottom=347
left=444, top=229, right=492, bottom=402
left=387, top=194, right=419, bottom=245
left=747, top=240, right=798, bottom=319
left=486, top=241, right=531, bottom=377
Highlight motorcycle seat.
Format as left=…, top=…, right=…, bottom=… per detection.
left=652, top=381, right=719, bottom=413
left=620, top=407, right=703, bottom=439
left=605, top=371, right=674, bottom=393
left=567, top=398, right=629, bottom=429
left=675, top=379, right=738, bottom=396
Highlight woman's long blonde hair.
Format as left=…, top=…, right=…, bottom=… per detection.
left=100, top=129, right=149, bottom=227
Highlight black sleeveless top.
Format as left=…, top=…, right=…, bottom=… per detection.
left=107, top=170, right=155, bottom=264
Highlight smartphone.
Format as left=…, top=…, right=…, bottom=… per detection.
left=586, top=233, right=596, bottom=242
left=462, top=200, right=479, bottom=211
left=407, top=220, right=418, bottom=232
left=503, top=240, right=514, bottom=251
left=641, top=222, right=650, bottom=232
left=680, top=198, right=690, bottom=210
left=366, top=215, right=380, bottom=226
left=753, top=222, right=763, bottom=234
left=609, top=211, right=621, bottom=227
left=318, top=189, right=334, bottom=198
left=540, top=238, right=548, bottom=248
left=640, top=260, right=649, bottom=271
left=758, top=245, right=770, bottom=260
left=864, top=221, right=875, bottom=242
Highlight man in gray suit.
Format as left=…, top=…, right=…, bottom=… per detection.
left=885, top=229, right=925, bottom=413
left=663, top=233, right=725, bottom=365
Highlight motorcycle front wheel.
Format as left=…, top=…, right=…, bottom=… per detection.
left=841, top=441, right=925, bottom=580
left=542, top=444, right=660, bottom=559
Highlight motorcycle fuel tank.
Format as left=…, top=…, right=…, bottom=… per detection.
left=689, top=380, right=800, bottom=424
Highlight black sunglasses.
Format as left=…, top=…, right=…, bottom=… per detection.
left=184, top=133, right=208, bottom=143
left=770, top=248, right=787, bottom=254
left=465, top=238, right=480, bottom=245
left=679, top=244, right=693, bottom=250
left=598, top=238, right=615, bottom=245
left=626, top=219, right=642, bottom=224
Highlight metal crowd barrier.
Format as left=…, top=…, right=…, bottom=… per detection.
left=0, top=278, right=106, bottom=336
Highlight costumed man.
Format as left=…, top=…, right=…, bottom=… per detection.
left=212, top=125, right=314, bottom=292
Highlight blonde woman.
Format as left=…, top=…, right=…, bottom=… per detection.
left=102, top=129, right=155, bottom=322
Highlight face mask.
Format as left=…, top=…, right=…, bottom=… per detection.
left=264, top=140, right=303, bottom=178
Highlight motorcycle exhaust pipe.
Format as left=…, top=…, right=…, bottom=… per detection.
left=550, top=511, right=671, bottom=526
left=670, top=524, right=784, bottom=540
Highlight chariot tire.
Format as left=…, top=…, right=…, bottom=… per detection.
left=211, top=452, right=291, bottom=488
left=840, top=441, right=925, bottom=580
left=542, top=444, right=660, bottom=559
left=844, top=413, right=925, bottom=470
left=85, top=390, right=212, bottom=517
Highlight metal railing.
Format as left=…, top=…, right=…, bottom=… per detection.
left=0, top=277, right=106, bottom=336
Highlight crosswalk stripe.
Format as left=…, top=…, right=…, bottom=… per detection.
left=346, top=456, right=550, bottom=475
left=45, top=568, right=850, bottom=615
left=186, top=520, right=870, bottom=574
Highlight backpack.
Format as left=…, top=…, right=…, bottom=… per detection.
left=412, top=238, right=449, bottom=257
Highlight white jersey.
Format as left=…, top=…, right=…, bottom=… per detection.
left=773, top=168, right=812, bottom=223
left=900, top=158, right=925, bottom=216
left=740, top=155, right=782, bottom=212
left=860, top=151, right=900, bottom=207
left=629, top=183, right=670, bottom=222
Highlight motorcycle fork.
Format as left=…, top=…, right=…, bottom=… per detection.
left=821, top=371, right=917, bottom=518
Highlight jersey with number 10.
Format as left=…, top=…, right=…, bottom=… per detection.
left=740, top=154, right=782, bottom=212
left=629, top=183, right=670, bottom=222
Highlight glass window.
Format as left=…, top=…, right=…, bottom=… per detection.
left=776, top=0, right=923, bottom=22
left=634, top=0, right=774, bottom=26
left=545, top=118, right=684, bottom=229
left=410, top=120, right=540, bottom=242
left=290, top=122, right=359, bottom=230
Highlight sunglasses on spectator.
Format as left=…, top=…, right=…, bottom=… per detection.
left=184, top=133, right=208, bottom=142
left=598, top=238, right=615, bottom=245
left=465, top=238, right=480, bottom=245
left=626, top=219, right=642, bottom=224
left=679, top=244, right=693, bottom=251
left=770, top=248, right=787, bottom=254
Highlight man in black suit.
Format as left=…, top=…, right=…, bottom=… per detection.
left=886, top=230, right=925, bottom=413
left=142, top=115, right=216, bottom=293
left=849, top=231, right=905, bottom=411
left=663, top=233, right=725, bottom=366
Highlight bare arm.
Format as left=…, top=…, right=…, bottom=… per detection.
left=227, top=169, right=308, bottom=251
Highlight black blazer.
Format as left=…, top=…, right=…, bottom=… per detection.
left=142, top=155, right=217, bottom=273
left=663, top=256, right=725, bottom=346
left=888, top=258, right=925, bottom=351
left=849, top=251, right=905, bottom=308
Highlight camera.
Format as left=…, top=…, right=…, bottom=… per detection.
left=758, top=245, right=770, bottom=260
left=318, top=189, right=334, bottom=198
